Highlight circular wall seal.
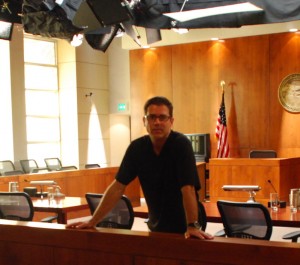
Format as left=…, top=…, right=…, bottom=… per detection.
left=278, top=73, right=300, bottom=113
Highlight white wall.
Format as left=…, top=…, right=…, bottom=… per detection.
left=108, top=38, right=131, bottom=166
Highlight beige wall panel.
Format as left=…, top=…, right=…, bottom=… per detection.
left=77, top=88, right=109, bottom=115
left=79, top=138, right=110, bottom=167
left=76, top=62, right=108, bottom=90
left=57, top=39, right=76, bottom=63
left=109, top=115, right=130, bottom=166
left=76, top=39, right=108, bottom=65
left=78, top=113, right=110, bottom=140
left=59, top=63, right=77, bottom=88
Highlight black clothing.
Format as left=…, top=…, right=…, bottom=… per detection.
left=116, top=130, right=200, bottom=234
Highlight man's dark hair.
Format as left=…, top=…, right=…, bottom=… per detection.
left=144, top=96, right=173, bottom=117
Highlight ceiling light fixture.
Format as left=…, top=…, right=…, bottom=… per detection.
left=0, top=21, right=13, bottom=41
left=163, top=2, right=263, bottom=23
left=289, top=28, right=298, bottom=32
left=172, top=28, right=189, bottom=34
left=70, top=33, right=83, bottom=47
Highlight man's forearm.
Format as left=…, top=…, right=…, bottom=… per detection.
left=89, top=180, right=126, bottom=226
left=181, top=185, right=199, bottom=224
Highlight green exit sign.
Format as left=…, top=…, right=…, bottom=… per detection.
left=118, top=103, right=127, bottom=111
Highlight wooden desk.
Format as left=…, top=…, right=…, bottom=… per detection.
left=0, top=167, right=141, bottom=207
left=134, top=202, right=300, bottom=227
left=32, top=197, right=89, bottom=224
left=209, top=158, right=300, bottom=204
left=1, top=220, right=300, bottom=265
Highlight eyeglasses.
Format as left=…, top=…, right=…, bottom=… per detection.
left=144, top=114, right=171, bottom=122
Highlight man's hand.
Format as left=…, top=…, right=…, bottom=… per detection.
left=185, top=227, right=214, bottom=240
left=66, top=220, right=95, bottom=229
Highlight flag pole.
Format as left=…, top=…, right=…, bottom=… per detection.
left=220, top=80, right=225, bottom=93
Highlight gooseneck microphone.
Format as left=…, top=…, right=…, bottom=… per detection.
left=267, top=179, right=286, bottom=208
left=267, top=179, right=278, bottom=194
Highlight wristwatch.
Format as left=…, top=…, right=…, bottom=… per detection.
left=188, top=221, right=201, bottom=229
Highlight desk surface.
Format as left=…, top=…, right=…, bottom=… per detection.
left=32, top=197, right=89, bottom=224
left=134, top=201, right=300, bottom=227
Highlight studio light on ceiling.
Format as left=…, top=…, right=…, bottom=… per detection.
left=0, top=20, right=13, bottom=41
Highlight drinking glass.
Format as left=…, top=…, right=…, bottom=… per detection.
left=47, top=187, right=54, bottom=204
left=270, top=193, right=279, bottom=212
left=289, top=193, right=298, bottom=213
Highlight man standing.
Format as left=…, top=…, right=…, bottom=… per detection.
left=67, top=96, right=213, bottom=240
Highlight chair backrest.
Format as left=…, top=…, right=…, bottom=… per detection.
left=85, top=193, right=134, bottom=229
left=20, top=159, right=39, bottom=174
left=198, top=200, right=207, bottom=232
left=44, top=158, right=62, bottom=171
left=217, top=200, right=272, bottom=240
left=0, top=160, right=16, bottom=174
left=0, top=192, right=34, bottom=221
left=249, top=150, right=277, bottom=158
left=44, top=158, right=77, bottom=171
left=85, top=164, right=101, bottom=169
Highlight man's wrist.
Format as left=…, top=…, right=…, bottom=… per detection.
left=187, top=221, right=201, bottom=230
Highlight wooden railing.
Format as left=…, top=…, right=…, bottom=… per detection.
left=0, top=167, right=141, bottom=207
left=0, top=220, right=299, bottom=265
left=209, top=158, right=300, bottom=204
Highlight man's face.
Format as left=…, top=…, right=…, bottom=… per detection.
left=143, top=104, right=174, bottom=141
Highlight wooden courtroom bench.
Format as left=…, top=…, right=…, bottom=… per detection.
left=0, top=167, right=141, bottom=221
left=209, top=157, right=300, bottom=205
left=0, top=220, right=299, bottom=265
left=0, top=167, right=140, bottom=206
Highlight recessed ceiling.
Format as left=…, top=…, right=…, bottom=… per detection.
left=122, top=20, right=300, bottom=50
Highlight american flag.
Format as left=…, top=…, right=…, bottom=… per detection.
left=216, top=91, right=230, bottom=158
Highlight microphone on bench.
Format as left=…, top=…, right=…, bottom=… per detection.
left=267, top=179, right=286, bottom=208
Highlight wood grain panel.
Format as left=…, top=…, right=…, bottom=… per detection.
left=130, top=47, right=173, bottom=141
left=1, top=168, right=140, bottom=207
left=269, top=33, right=300, bottom=157
left=209, top=158, right=300, bottom=204
left=1, top=220, right=300, bottom=265
left=130, top=35, right=271, bottom=158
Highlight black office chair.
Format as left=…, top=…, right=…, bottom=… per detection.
left=85, top=193, right=134, bottom=229
left=282, top=231, right=300, bottom=243
left=85, top=164, right=101, bottom=169
left=44, top=158, right=77, bottom=171
left=20, top=159, right=50, bottom=174
left=198, top=200, right=207, bottom=231
left=0, top=160, right=24, bottom=176
left=217, top=200, right=273, bottom=240
left=0, top=192, right=57, bottom=223
left=0, top=192, right=34, bottom=221
left=249, top=150, right=277, bottom=158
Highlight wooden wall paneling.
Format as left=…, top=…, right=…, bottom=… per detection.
left=172, top=42, right=215, bottom=135
left=218, top=36, right=270, bottom=157
left=0, top=241, right=53, bottom=265
left=130, top=32, right=300, bottom=158
left=130, top=47, right=173, bottom=141
left=18, top=168, right=141, bottom=207
left=269, top=33, right=300, bottom=158
left=196, top=162, right=206, bottom=201
left=0, top=175, right=19, bottom=192
left=54, top=248, right=132, bottom=265
left=209, top=158, right=300, bottom=204
left=2, top=221, right=300, bottom=265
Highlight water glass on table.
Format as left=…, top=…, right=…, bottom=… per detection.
left=289, top=193, right=298, bottom=213
left=270, top=193, right=279, bottom=212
